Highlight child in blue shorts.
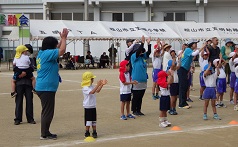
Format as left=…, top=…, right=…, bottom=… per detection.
left=233, top=58, right=238, bottom=110
left=119, top=60, right=138, bottom=120
left=213, top=58, right=227, bottom=108
left=203, top=63, right=221, bottom=120
left=229, top=52, right=236, bottom=104
left=157, top=70, right=173, bottom=127
left=152, top=39, right=163, bottom=100
left=167, top=59, right=179, bottom=115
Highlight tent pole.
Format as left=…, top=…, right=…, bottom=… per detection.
left=74, top=40, right=76, bottom=70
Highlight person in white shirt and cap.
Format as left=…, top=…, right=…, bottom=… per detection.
left=233, top=57, right=238, bottom=111
left=229, top=51, right=236, bottom=104
left=198, top=47, right=209, bottom=100
left=213, top=57, right=227, bottom=108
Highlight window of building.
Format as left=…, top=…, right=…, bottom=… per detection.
left=73, top=13, right=83, bottom=20
left=51, top=13, right=61, bottom=20
left=62, top=13, right=72, bottom=20
left=112, top=13, right=133, bottom=21
left=124, top=13, right=133, bottom=21
left=113, top=13, right=122, bottom=21
left=35, top=13, right=43, bottom=19
left=164, top=12, right=185, bottom=21
left=175, top=13, right=185, bottom=21
left=29, top=13, right=43, bottom=20
left=89, top=13, right=94, bottom=21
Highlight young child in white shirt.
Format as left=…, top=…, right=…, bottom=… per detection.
left=198, top=50, right=209, bottom=100
left=202, top=62, right=221, bottom=120
left=229, top=52, right=236, bottom=104
left=152, top=39, right=164, bottom=100
left=157, top=70, right=173, bottom=127
left=233, top=57, right=238, bottom=111
left=11, top=45, right=36, bottom=98
left=81, top=71, right=107, bottom=138
left=119, top=60, right=138, bottom=120
left=213, top=58, right=227, bottom=108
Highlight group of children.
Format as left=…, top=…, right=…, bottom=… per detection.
left=11, top=39, right=238, bottom=138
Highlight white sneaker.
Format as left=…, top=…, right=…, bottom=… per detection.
left=165, top=120, right=172, bottom=127
left=234, top=105, right=238, bottom=111
left=230, top=100, right=235, bottom=105
left=159, top=122, right=168, bottom=128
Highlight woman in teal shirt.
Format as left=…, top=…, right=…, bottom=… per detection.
left=36, top=28, right=68, bottom=140
left=220, top=38, right=234, bottom=84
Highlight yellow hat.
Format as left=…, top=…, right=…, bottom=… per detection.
left=15, top=45, right=28, bottom=59
left=81, top=71, right=96, bottom=87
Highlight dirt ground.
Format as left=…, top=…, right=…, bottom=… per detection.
left=0, top=63, right=238, bottom=147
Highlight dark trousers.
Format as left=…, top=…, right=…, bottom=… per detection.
left=178, top=67, right=189, bottom=107
left=37, top=92, right=56, bottom=136
left=131, top=89, right=146, bottom=113
left=225, top=63, right=231, bottom=84
left=15, top=85, right=34, bottom=122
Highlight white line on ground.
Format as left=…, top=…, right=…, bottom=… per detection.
left=34, top=124, right=238, bottom=147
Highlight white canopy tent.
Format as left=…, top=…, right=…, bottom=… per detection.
left=213, top=23, right=238, bottom=41
left=30, top=20, right=75, bottom=40
left=173, top=22, right=221, bottom=41
left=63, top=21, right=113, bottom=40
left=100, top=21, right=148, bottom=40
left=133, top=22, right=181, bottom=41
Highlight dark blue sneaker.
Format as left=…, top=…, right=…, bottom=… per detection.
left=120, top=115, right=127, bottom=120
left=152, top=95, right=157, bottom=100
left=127, top=114, right=135, bottom=119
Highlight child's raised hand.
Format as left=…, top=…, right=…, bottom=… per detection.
left=101, top=79, right=108, bottom=85
left=141, top=35, right=145, bottom=43
left=146, top=37, right=151, bottom=44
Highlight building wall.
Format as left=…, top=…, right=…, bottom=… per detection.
left=205, top=2, right=238, bottom=23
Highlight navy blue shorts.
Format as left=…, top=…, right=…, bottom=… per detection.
left=120, top=94, right=131, bottom=102
left=230, top=72, right=236, bottom=89
left=199, top=71, right=205, bottom=87
left=160, top=95, right=170, bottom=111
left=152, top=69, right=161, bottom=82
left=170, top=83, right=179, bottom=96
left=216, top=78, right=226, bottom=94
left=203, top=87, right=216, bottom=99
left=235, top=79, right=238, bottom=93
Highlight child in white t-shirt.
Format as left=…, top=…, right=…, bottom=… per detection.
left=213, top=58, right=227, bottom=108
left=229, top=52, right=236, bottom=104
left=152, top=39, right=164, bottom=100
left=233, top=57, right=238, bottom=110
left=119, top=60, right=138, bottom=120
left=81, top=71, right=107, bottom=138
left=11, top=45, right=36, bottom=98
left=157, top=70, right=173, bottom=128
left=198, top=50, right=209, bottom=100
left=203, top=63, right=221, bottom=120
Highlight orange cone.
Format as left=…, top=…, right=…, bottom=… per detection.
left=229, top=120, right=238, bottom=125
left=170, top=126, right=182, bottom=131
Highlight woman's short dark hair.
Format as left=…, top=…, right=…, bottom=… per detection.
left=188, top=43, right=194, bottom=48
left=41, top=36, right=58, bottom=50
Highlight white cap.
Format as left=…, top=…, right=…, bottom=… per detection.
left=234, top=58, right=238, bottom=65
left=187, top=39, right=199, bottom=45
left=229, top=52, right=235, bottom=58
left=213, top=59, right=220, bottom=66
left=204, top=51, right=208, bottom=55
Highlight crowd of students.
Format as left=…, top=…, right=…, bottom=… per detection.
left=11, top=30, right=238, bottom=139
